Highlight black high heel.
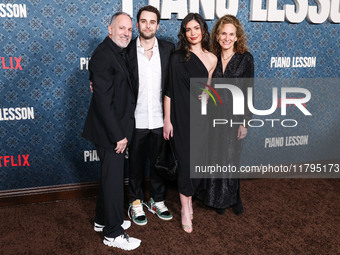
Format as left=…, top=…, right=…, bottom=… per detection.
left=232, top=200, right=244, bottom=215
left=215, top=208, right=227, bottom=215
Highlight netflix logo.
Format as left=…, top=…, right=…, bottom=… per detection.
left=0, top=154, right=30, bottom=167
left=1, top=57, right=22, bottom=70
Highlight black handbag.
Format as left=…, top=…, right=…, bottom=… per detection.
left=154, top=139, right=178, bottom=181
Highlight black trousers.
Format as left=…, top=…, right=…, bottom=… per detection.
left=128, top=128, right=165, bottom=203
left=95, top=144, right=125, bottom=238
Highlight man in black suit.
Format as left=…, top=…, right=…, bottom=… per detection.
left=82, top=12, right=141, bottom=251
left=126, top=6, right=175, bottom=226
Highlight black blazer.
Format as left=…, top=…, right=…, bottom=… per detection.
left=126, top=38, right=175, bottom=102
left=82, top=37, right=136, bottom=148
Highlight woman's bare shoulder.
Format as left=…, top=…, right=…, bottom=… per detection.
left=205, top=51, right=217, bottom=65
left=203, top=51, right=217, bottom=70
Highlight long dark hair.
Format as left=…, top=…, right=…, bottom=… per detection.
left=177, top=13, right=210, bottom=62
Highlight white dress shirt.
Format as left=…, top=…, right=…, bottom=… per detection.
left=135, top=37, right=163, bottom=129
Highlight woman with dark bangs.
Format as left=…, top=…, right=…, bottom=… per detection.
left=163, top=13, right=217, bottom=233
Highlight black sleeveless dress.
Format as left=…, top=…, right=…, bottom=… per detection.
left=166, top=50, right=209, bottom=196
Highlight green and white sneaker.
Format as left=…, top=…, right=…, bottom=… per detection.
left=147, top=198, right=173, bottom=221
left=128, top=199, right=147, bottom=226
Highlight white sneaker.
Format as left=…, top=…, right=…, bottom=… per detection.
left=94, top=220, right=131, bottom=232
left=103, top=233, right=141, bottom=251
left=121, top=220, right=131, bottom=230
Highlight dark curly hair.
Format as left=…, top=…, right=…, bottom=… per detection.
left=177, top=13, right=210, bottom=62
left=210, top=15, right=248, bottom=56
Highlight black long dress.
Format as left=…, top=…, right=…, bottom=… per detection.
left=166, top=50, right=209, bottom=197
left=199, top=51, right=254, bottom=211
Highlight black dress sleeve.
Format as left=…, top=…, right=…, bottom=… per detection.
left=243, top=52, right=254, bottom=124
left=165, top=51, right=179, bottom=98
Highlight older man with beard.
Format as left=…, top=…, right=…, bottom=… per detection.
left=82, top=12, right=141, bottom=251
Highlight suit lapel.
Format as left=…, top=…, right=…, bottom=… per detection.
left=104, top=37, right=134, bottom=92
left=127, top=39, right=139, bottom=98
left=158, top=40, right=166, bottom=92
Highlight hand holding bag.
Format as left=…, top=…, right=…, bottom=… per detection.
left=154, top=138, right=178, bottom=181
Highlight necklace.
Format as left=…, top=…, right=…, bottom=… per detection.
left=222, top=52, right=235, bottom=61
left=145, top=46, right=153, bottom=51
